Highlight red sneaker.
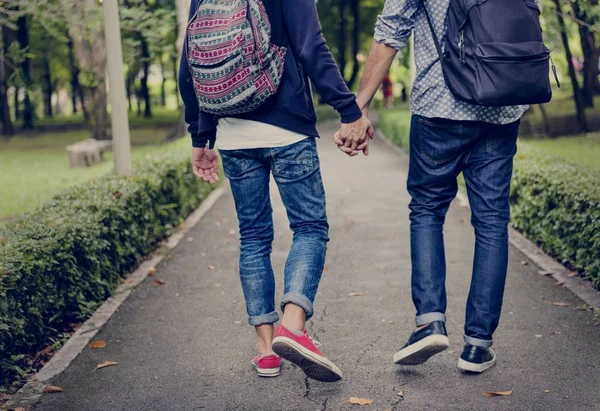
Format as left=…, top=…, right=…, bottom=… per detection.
left=252, top=353, right=281, bottom=377
left=272, top=325, right=342, bottom=382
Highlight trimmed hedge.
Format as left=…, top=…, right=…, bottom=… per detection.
left=379, top=110, right=600, bottom=290
left=0, top=143, right=214, bottom=388
left=510, top=153, right=600, bottom=289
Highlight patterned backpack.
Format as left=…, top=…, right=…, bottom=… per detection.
left=186, top=0, right=286, bottom=116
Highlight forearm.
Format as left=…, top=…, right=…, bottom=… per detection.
left=356, top=40, right=398, bottom=111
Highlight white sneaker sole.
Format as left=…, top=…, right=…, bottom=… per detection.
left=393, top=334, right=450, bottom=365
left=272, top=336, right=343, bottom=382
left=252, top=362, right=281, bottom=378
left=457, top=349, right=496, bottom=373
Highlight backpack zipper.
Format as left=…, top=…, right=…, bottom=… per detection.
left=458, top=30, right=466, bottom=63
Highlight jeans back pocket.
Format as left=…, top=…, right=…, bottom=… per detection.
left=271, top=138, right=317, bottom=183
left=416, top=117, right=463, bottom=165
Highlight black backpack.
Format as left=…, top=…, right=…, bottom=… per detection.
left=424, top=0, right=558, bottom=107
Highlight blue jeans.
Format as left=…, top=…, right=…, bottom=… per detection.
left=220, top=138, right=329, bottom=326
left=407, top=115, right=519, bottom=348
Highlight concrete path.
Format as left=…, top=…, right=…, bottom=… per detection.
left=34, top=122, right=600, bottom=411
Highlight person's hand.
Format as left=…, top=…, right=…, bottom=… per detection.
left=192, top=147, right=220, bottom=184
left=333, top=114, right=374, bottom=156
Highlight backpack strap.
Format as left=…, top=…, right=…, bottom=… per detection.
left=423, top=5, right=444, bottom=62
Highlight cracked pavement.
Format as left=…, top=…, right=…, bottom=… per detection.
left=34, top=122, right=600, bottom=410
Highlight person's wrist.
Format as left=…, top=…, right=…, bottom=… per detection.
left=355, top=94, right=370, bottom=113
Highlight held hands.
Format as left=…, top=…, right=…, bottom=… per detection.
left=192, top=147, right=220, bottom=184
left=333, top=113, right=374, bottom=157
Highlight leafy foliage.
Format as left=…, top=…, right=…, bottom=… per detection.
left=510, top=153, right=600, bottom=289
left=0, top=145, right=215, bottom=389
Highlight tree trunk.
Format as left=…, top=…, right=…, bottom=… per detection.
left=14, top=86, right=19, bottom=120
left=537, top=104, right=551, bottom=136
left=61, top=0, right=111, bottom=140
left=572, top=1, right=599, bottom=106
left=160, top=59, right=167, bottom=107
left=338, top=0, right=348, bottom=81
left=166, top=0, right=190, bottom=141
left=0, top=26, right=15, bottom=137
left=173, top=52, right=180, bottom=108
left=126, top=73, right=133, bottom=112
left=346, top=0, right=360, bottom=89
left=553, top=0, right=588, bottom=133
left=67, top=34, right=80, bottom=114
left=17, top=16, right=34, bottom=130
left=42, top=56, right=53, bottom=118
left=140, top=36, right=152, bottom=117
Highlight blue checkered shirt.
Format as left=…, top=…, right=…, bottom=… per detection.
left=375, top=0, right=528, bottom=124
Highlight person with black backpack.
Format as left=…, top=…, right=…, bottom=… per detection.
left=336, top=0, right=554, bottom=373
left=179, top=0, right=372, bottom=382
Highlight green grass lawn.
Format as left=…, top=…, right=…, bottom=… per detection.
left=0, top=126, right=187, bottom=219
left=519, top=133, right=600, bottom=171
left=14, top=107, right=180, bottom=129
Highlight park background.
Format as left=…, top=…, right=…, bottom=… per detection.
left=0, top=0, right=599, bottom=404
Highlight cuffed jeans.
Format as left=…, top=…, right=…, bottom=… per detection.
left=220, top=138, right=329, bottom=326
left=407, top=115, right=519, bottom=348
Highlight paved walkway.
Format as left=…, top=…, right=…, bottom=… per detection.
left=35, top=123, right=600, bottom=410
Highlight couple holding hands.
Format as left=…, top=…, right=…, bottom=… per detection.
left=180, top=0, right=532, bottom=382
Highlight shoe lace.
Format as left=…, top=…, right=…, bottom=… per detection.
left=309, top=336, right=321, bottom=348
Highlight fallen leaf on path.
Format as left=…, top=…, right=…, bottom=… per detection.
left=483, top=390, right=512, bottom=398
left=89, top=340, right=107, bottom=349
left=148, top=267, right=156, bottom=277
left=538, top=270, right=553, bottom=276
left=348, top=292, right=367, bottom=297
left=153, top=280, right=165, bottom=286
left=42, top=386, right=64, bottom=393
left=568, top=271, right=578, bottom=278
left=535, top=335, right=542, bottom=338
left=124, top=278, right=135, bottom=285
left=186, top=237, right=194, bottom=242
left=323, top=266, right=329, bottom=272
left=397, top=389, right=404, bottom=398
left=229, top=229, right=236, bottom=235
left=216, top=218, right=228, bottom=226
left=95, top=361, right=119, bottom=371
left=209, top=265, right=216, bottom=270
left=552, top=302, right=571, bottom=307
left=215, top=283, right=221, bottom=288
left=521, top=260, right=529, bottom=266
left=544, top=390, right=551, bottom=393
left=349, top=397, right=373, bottom=405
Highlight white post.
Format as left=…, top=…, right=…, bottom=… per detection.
left=103, top=0, right=132, bottom=175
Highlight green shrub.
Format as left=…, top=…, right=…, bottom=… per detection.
left=0, top=144, right=214, bottom=388
left=377, top=109, right=600, bottom=291
left=510, top=154, right=600, bottom=289
left=379, top=109, right=412, bottom=152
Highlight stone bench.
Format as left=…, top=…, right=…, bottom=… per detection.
left=66, top=139, right=112, bottom=168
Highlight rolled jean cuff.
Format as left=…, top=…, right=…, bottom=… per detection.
left=248, top=311, right=279, bottom=326
left=415, top=312, right=446, bottom=326
left=280, top=291, right=314, bottom=320
left=464, top=334, right=493, bottom=348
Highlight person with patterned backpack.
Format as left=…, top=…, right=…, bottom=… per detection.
left=179, top=0, right=372, bottom=382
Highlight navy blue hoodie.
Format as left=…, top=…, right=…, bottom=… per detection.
left=178, top=0, right=363, bottom=148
